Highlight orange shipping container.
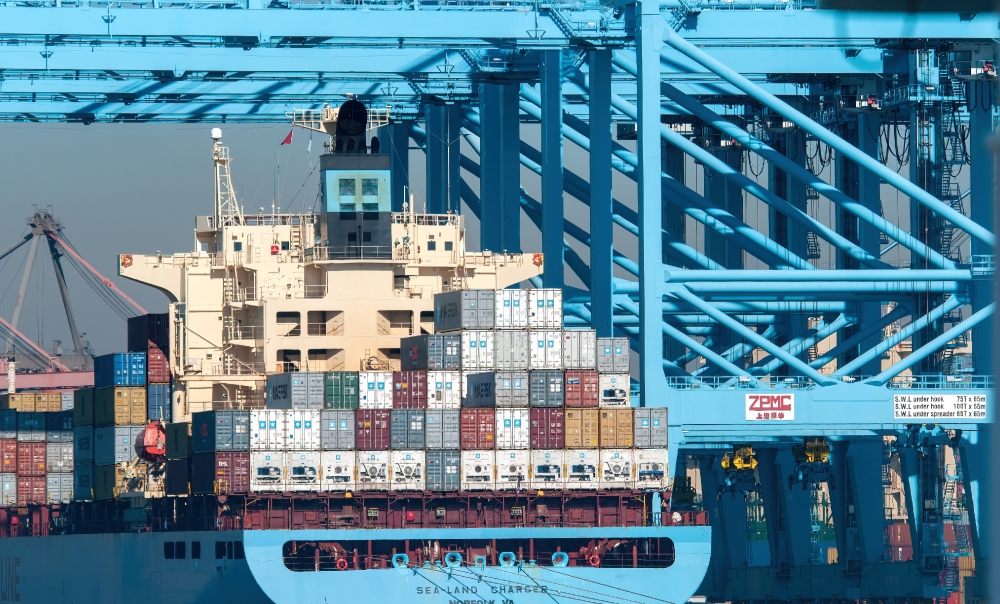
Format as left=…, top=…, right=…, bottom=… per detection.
left=94, top=387, right=147, bottom=427
left=565, top=408, right=599, bottom=448
left=599, top=409, right=633, bottom=448
left=0, top=394, right=33, bottom=412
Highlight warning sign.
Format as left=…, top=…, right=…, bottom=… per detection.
left=746, top=393, right=795, bottom=421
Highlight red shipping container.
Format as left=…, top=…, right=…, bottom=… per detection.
left=17, top=476, right=46, bottom=505
left=146, top=344, right=171, bottom=384
left=564, top=371, right=599, bottom=408
left=191, top=451, right=249, bottom=495
left=392, top=370, right=427, bottom=409
left=530, top=408, right=565, bottom=449
left=355, top=409, right=391, bottom=450
left=17, top=442, right=46, bottom=477
left=0, top=440, right=16, bottom=474
left=460, top=408, right=495, bottom=450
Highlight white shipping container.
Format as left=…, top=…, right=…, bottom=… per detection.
left=529, top=330, right=563, bottom=370
left=600, top=449, right=635, bottom=489
left=250, top=410, right=285, bottom=450
left=250, top=451, right=285, bottom=492
left=284, top=410, right=320, bottom=451
left=494, top=331, right=530, bottom=370
left=530, top=449, right=565, bottom=490
left=494, top=290, right=529, bottom=329
left=634, top=448, right=669, bottom=489
left=494, top=408, right=530, bottom=449
left=359, top=371, right=394, bottom=409
left=0, top=475, right=15, bottom=506
left=562, top=330, right=597, bottom=370
left=461, top=331, right=495, bottom=370
left=598, top=374, right=631, bottom=407
left=495, top=450, right=530, bottom=490
left=528, top=289, right=563, bottom=328
left=286, top=451, right=321, bottom=492
left=460, top=450, right=495, bottom=491
left=427, top=371, right=462, bottom=409
left=320, top=451, right=357, bottom=492
left=390, top=450, right=425, bottom=491
left=356, top=451, right=391, bottom=491
left=565, top=449, right=600, bottom=489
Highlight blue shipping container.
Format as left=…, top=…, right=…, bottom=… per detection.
left=94, top=353, right=147, bottom=388
left=147, top=383, right=173, bottom=422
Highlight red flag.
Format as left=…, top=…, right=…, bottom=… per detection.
left=280, top=129, right=293, bottom=145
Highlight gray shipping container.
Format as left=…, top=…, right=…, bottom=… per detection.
left=424, top=410, right=460, bottom=450
left=0, top=474, right=15, bottom=506
left=16, top=412, right=45, bottom=442
left=73, top=463, right=93, bottom=501
left=46, top=473, right=73, bottom=503
left=495, top=371, right=529, bottom=407
left=400, top=334, right=461, bottom=371
left=530, top=371, right=565, bottom=407
left=434, top=290, right=495, bottom=332
left=320, top=410, right=356, bottom=450
left=562, top=330, right=597, bottom=370
left=266, top=372, right=325, bottom=409
left=463, top=372, right=496, bottom=408
left=94, top=425, right=144, bottom=466
left=425, top=450, right=460, bottom=491
left=191, top=410, right=250, bottom=452
left=74, top=426, right=94, bottom=464
left=633, top=408, right=668, bottom=448
left=597, top=337, right=631, bottom=373
left=494, top=331, right=530, bottom=370
left=46, top=442, right=74, bottom=474
left=390, top=409, right=425, bottom=449
left=61, top=393, right=74, bottom=411
left=0, top=410, right=14, bottom=439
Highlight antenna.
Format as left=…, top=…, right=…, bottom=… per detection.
left=212, top=128, right=243, bottom=227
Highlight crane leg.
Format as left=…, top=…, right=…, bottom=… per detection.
left=46, top=234, right=85, bottom=355
left=7, top=233, right=40, bottom=353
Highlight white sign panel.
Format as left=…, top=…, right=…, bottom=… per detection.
left=745, top=393, right=794, bottom=421
left=893, top=394, right=987, bottom=421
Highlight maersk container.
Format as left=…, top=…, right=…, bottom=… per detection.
left=494, top=331, right=529, bottom=370
left=73, top=426, right=94, bottom=464
left=147, top=383, right=172, bottom=422
left=424, top=410, right=460, bottom=450
left=127, top=312, right=170, bottom=352
left=425, top=450, right=460, bottom=492
left=320, top=451, right=356, bottom=492
left=287, top=451, right=321, bottom=492
left=597, top=337, right=630, bottom=373
left=529, top=449, right=565, bottom=490
left=634, top=408, right=668, bottom=448
left=390, top=450, right=425, bottom=491
left=191, top=451, right=250, bottom=495
left=320, top=410, right=356, bottom=451
left=94, top=426, right=143, bottom=466
left=426, top=371, right=461, bottom=409
left=0, top=474, right=15, bottom=506
left=598, top=374, right=631, bottom=408
left=16, top=442, right=46, bottom=476
left=0, top=440, right=14, bottom=475
left=529, top=408, right=565, bottom=449
left=250, top=410, right=285, bottom=451
left=562, top=330, right=597, bottom=369
left=355, top=409, right=391, bottom=450
left=250, top=451, right=285, bottom=492
left=358, top=371, right=393, bottom=409
left=16, top=413, right=44, bottom=442
left=494, top=371, right=529, bottom=407
left=94, top=386, right=147, bottom=427
left=390, top=409, right=425, bottom=450
left=459, top=408, right=495, bottom=450
left=565, top=449, right=600, bottom=489
left=0, top=411, right=14, bottom=440
left=93, top=352, right=147, bottom=388
left=565, top=370, right=599, bottom=408
left=73, top=388, right=94, bottom=426
left=166, top=422, right=191, bottom=459
left=166, top=458, right=190, bottom=496
left=60, top=392, right=74, bottom=411
left=529, top=371, right=564, bottom=407
left=528, top=289, right=562, bottom=329
left=266, top=372, right=325, bottom=409
left=462, top=372, right=496, bottom=408
left=356, top=450, right=390, bottom=491
left=494, top=408, right=530, bottom=449
left=284, top=410, right=320, bottom=451
left=45, top=410, right=74, bottom=442
left=191, top=410, right=250, bottom=452
left=600, top=449, right=635, bottom=489
left=565, top=408, right=599, bottom=448
left=392, top=370, right=427, bottom=409
left=46, top=473, right=73, bottom=504
left=461, top=450, right=495, bottom=491
left=400, top=334, right=461, bottom=371
left=434, top=290, right=495, bottom=332
left=529, top=330, right=563, bottom=370
left=494, top=289, right=529, bottom=329
left=599, top=409, right=634, bottom=448
left=46, top=442, right=74, bottom=474
left=146, top=344, right=171, bottom=384
left=635, top=448, right=668, bottom=489
left=324, top=371, right=360, bottom=409
left=495, top=450, right=530, bottom=490
left=461, top=330, right=495, bottom=370
left=73, top=463, right=93, bottom=501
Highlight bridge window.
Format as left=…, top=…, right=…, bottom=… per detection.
left=175, top=542, right=186, bottom=559
left=192, top=542, right=201, bottom=559
left=276, top=312, right=301, bottom=337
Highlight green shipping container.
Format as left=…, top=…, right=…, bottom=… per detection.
left=73, top=388, right=95, bottom=426
left=324, top=372, right=360, bottom=409
left=166, top=422, right=192, bottom=459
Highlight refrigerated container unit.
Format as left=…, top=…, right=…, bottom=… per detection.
left=600, top=449, right=635, bottom=489
left=529, top=408, right=565, bottom=449
left=599, top=409, right=634, bottom=448
left=460, top=450, right=495, bottom=491
left=529, top=371, right=564, bottom=408
left=320, top=410, right=356, bottom=451
left=495, top=450, right=530, bottom=490
left=598, top=374, right=631, bottom=408
left=390, top=450, right=424, bottom=491
left=562, top=330, right=597, bottom=369
left=392, top=370, right=427, bottom=409
left=147, top=383, right=172, bottom=422
left=355, top=410, right=391, bottom=450
left=94, top=426, right=144, bottom=466
left=597, top=337, right=630, bottom=373
left=529, top=449, right=565, bottom=490
left=94, top=387, right=147, bottom=427
left=165, top=422, right=191, bottom=459
left=45, top=411, right=74, bottom=442
left=46, top=442, right=74, bottom=474
left=358, top=371, right=393, bottom=409
left=250, top=410, right=285, bottom=451
left=634, top=408, right=668, bottom=448
left=166, top=458, right=190, bottom=496
left=390, top=409, right=425, bottom=449
left=145, top=344, right=171, bottom=384
left=60, top=392, right=74, bottom=411
left=18, top=475, right=46, bottom=505
left=191, top=410, right=250, bottom=452
left=191, top=451, right=250, bottom=495
left=426, top=450, right=460, bottom=491
left=635, top=449, right=669, bottom=489
left=93, top=352, right=147, bottom=388
left=320, top=451, right=356, bottom=492
left=494, top=289, right=529, bottom=329
left=0, top=474, right=15, bottom=506
left=565, top=371, right=599, bottom=408
left=324, top=371, right=360, bottom=409
left=494, top=408, right=530, bottom=450
left=565, top=449, right=599, bottom=489
left=400, top=334, right=461, bottom=371
left=73, top=463, right=93, bottom=501
left=73, top=427, right=94, bottom=464
left=16, top=442, right=46, bottom=476
left=128, top=312, right=170, bottom=352
left=434, top=289, right=495, bottom=332
left=461, top=331, right=495, bottom=370
left=528, top=289, right=562, bottom=328
left=424, top=410, right=460, bottom=450
left=0, top=411, right=13, bottom=441
left=565, top=409, right=599, bottom=448
left=266, top=372, right=325, bottom=409
left=284, top=410, right=320, bottom=451
left=529, top=331, right=562, bottom=370
left=426, top=371, right=461, bottom=409
left=356, top=451, right=391, bottom=491
left=250, top=451, right=285, bottom=492
left=46, top=473, right=73, bottom=504
left=494, top=331, right=529, bottom=370
left=494, top=371, right=529, bottom=407
left=73, top=388, right=94, bottom=426
left=287, top=451, right=321, bottom=492
left=0, top=440, right=15, bottom=474
left=462, top=372, right=496, bottom=408
left=459, top=409, right=495, bottom=450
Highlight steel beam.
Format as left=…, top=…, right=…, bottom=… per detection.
left=479, top=83, right=520, bottom=253
left=388, top=122, right=411, bottom=213
left=589, top=49, right=614, bottom=336
left=541, top=50, right=565, bottom=289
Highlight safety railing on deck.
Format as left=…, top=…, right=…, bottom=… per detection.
left=305, top=246, right=394, bottom=261
left=665, top=375, right=994, bottom=390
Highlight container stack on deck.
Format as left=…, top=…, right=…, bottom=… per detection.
left=0, top=392, right=75, bottom=505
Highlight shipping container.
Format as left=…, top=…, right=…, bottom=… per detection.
left=73, top=427, right=94, bottom=464
left=0, top=411, right=14, bottom=440
left=93, top=464, right=146, bottom=501
left=324, top=371, right=360, bottom=409
left=45, top=410, right=74, bottom=442
left=73, top=462, right=93, bottom=501
left=16, top=413, right=44, bottom=442
left=400, top=335, right=461, bottom=371
left=565, top=409, right=599, bottom=448
left=266, top=372, right=325, bottom=409
left=529, top=330, right=563, bottom=370
left=597, top=337, right=630, bottom=373
left=128, top=312, right=170, bottom=352
left=146, top=344, right=171, bottom=384
left=494, top=408, right=530, bottom=449
left=598, top=374, right=631, bottom=408
left=0, top=474, right=15, bottom=506
left=320, top=410, right=356, bottom=451
left=94, top=352, right=147, bottom=388
left=494, top=289, right=529, bottom=329
left=600, top=449, right=634, bottom=489
left=73, top=388, right=94, bottom=426
left=425, top=450, right=460, bottom=491
left=565, top=370, right=599, bottom=408
left=459, top=408, right=495, bottom=450
left=426, top=371, right=461, bottom=409
left=494, top=371, right=529, bottom=407
left=191, top=451, right=250, bottom=495
left=284, top=410, right=321, bottom=451
left=147, top=383, right=172, bottom=422
left=17, top=475, right=46, bottom=505
left=634, top=408, right=668, bottom=449
left=529, top=408, right=565, bottom=449
left=356, top=451, right=390, bottom=491
left=0, top=440, right=15, bottom=474
left=562, top=330, right=597, bottom=369
left=529, top=449, right=565, bottom=490
left=529, top=371, right=564, bottom=407
left=424, top=410, right=460, bottom=450
left=250, top=410, right=285, bottom=451
left=355, top=409, right=391, bottom=450
left=250, top=451, right=285, bottom=492
left=191, top=410, right=250, bottom=452
left=35, top=394, right=63, bottom=413
left=0, top=393, right=32, bottom=412
left=461, top=330, right=495, bottom=370
left=17, top=442, right=46, bottom=476
left=462, top=372, right=496, bottom=408
left=60, top=392, right=74, bottom=411
left=166, top=422, right=191, bottom=459
left=460, top=450, right=495, bottom=491
left=565, top=449, right=599, bottom=489
left=94, top=426, right=144, bottom=466
left=494, top=331, right=530, bottom=370
left=166, top=458, right=190, bottom=496
left=634, top=449, right=668, bottom=489
left=46, top=442, right=74, bottom=474
left=495, top=450, right=530, bottom=490
left=390, top=409, right=425, bottom=449
left=319, top=451, right=356, bottom=492
left=599, top=409, right=634, bottom=448
left=46, top=473, right=73, bottom=503
left=392, top=370, right=427, bottom=409
left=358, top=371, right=393, bottom=409
left=94, top=386, right=147, bottom=427
left=390, top=450, right=425, bottom=491
left=434, top=290, right=494, bottom=332
left=528, top=289, right=562, bottom=329
left=286, top=451, right=321, bottom=492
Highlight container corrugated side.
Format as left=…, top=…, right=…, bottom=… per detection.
left=355, top=409, right=391, bottom=450
left=565, top=370, right=599, bottom=408
left=73, top=388, right=95, bottom=426
left=166, top=458, right=190, bottom=496
left=426, top=371, right=461, bottom=409
left=147, top=383, right=172, bottom=422
left=284, top=410, right=321, bottom=451
left=146, top=344, right=171, bottom=384
left=424, top=410, right=460, bottom=450
left=73, top=463, right=93, bottom=501
left=459, top=409, right=495, bottom=450
left=46, top=473, right=73, bottom=504
left=400, top=335, right=461, bottom=371
left=494, top=371, right=529, bottom=407
left=529, top=408, right=564, bottom=449
left=461, top=331, right=495, bottom=370
left=320, top=451, right=356, bottom=492
left=128, top=313, right=169, bottom=352
left=250, top=410, right=285, bottom=451
left=460, top=450, right=495, bottom=490
left=425, top=450, right=460, bottom=491
left=0, top=474, right=15, bottom=506
left=462, top=372, right=496, bottom=408
left=562, top=330, right=597, bottom=369
left=16, top=442, right=46, bottom=476
left=324, top=372, right=360, bottom=409
left=320, top=410, right=356, bottom=451
left=73, top=427, right=94, bottom=464
left=494, top=408, right=530, bottom=449
left=599, top=409, right=634, bottom=448
left=0, top=411, right=13, bottom=441
left=596, top=337, right=630, bottom=373
left=94, top=426, right=143, bottom=466
left=166, top=422, right=191, bottom=459
left=529, top=330, right=563, bottom=370
left=45, top=410, right=74, bottom=442
left=46, top=442, right=74, bottom=474
left=94, top=387, right=146, bottom=427
left=494, top=331, right=529, bottom=370
left=392, top=370, right=427, bottom=409
left=434, top=290, right=494, bottom=332
left=16, top=413, right=44, bottom=442
left=93, top=352, right=147, bottom=388
left=529, top=371, right=564, bottom=407
left=390, top=409, right=425, bottom=449
left=358, top=371, right=393, bottom=409
left=565, top=408, right=599, bottom=448
left=528, top=289, right=562, bottom=328
left=267, top=372, right=324, bottom=410
left=633, top=408, right=668, bottom=448
left=17, top=475, right=46, bottom=505
left=191, top=410, right=250, bottom=452
left=0, top=440, right=15, bottom=474
left=494, top=290, right=528, bottom=329
left=191, top=451, right=249, bottom=495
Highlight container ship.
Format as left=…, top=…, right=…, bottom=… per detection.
left=0, top=100, right=710, bottom=604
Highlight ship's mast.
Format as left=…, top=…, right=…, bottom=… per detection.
left=212, top=128, right=242, bottom=228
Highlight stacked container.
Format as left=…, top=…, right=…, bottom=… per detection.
left=358, top=372, right=393, bottom=409
left=129, top=314, right=173, bottom=423
left=267, top=372, right=325, bottom=409
left=72, top=390, right=94, bottom=501
left=190, top=410, right=250, bottom=495
left=165, top=422, right=191, bottom=496
left=325, top=372, right=360, bottom=409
